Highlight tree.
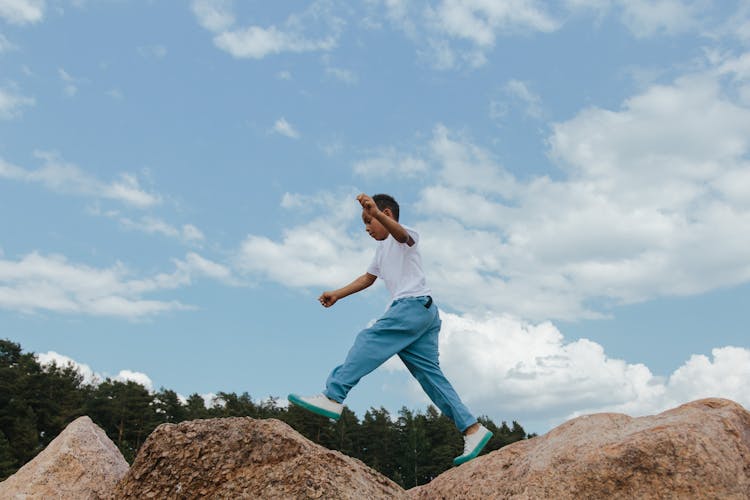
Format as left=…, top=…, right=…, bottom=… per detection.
left=185, top=393, right=210, bottom=420
left=395, top=407, right=428, bottom=488
left=0, top=340, right=42, bottom=467
left=27, top=361, right=87, bottom=447
left=331, top=407, right=360, bottom=457
left=86, top=379, right=158, bottom=461
left=154, top=388, right=187, bottom=424
left=281, top=404, right=335, bottom=445
left=211, top=392, right=259, bottom=417
left=359, top=407, right=399, bottom=479
left=420, top=405, right=462, bottom=482
left=0, top=339, right=535, bottom=486
left=0, top=430, right=16, bottom=480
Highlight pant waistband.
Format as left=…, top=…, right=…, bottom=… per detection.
left=391, top=295, right=432, bottom=308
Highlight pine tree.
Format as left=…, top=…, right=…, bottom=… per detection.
left=360, top=407, right=399, bottom=479
left=154, top=388, right=188, bottom=424
left=86, top=379, right=158, bottom=461
left=185, top=393, right=210, bottom=420
left=0, top=430, right=17, bottom=480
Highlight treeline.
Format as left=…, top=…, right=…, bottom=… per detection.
left=0, top=339, right=531, bottom=488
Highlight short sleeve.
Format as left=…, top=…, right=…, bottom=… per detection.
left=406, top=227, right=419, bottom=246
left=366, top=248, right=380, bottom=277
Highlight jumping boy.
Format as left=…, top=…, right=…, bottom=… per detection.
left=289, top=193, right=492, bottom=466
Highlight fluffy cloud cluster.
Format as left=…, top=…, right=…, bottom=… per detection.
left=0, top=0, right=44, bottom=25
left=0, top=152, right=161, bottom=209
left=383, top=311, right=750, bottom=430
left=236, top=190, right=373, bottom=288
left=191, top=0, right=340, bottom=59
left=374, top=0, right=745, bottom=69
left=237, top=53, right=750, bottom=322
left=0, top=251, right=233, bottom=318
left=36, top=351, right=154, bottom=390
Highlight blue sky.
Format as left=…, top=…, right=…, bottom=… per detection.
left=2, top=0, right=749, bottom=433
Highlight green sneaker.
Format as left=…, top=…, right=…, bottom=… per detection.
left=453, top=425, right=492, bottom=466
left=288, top=393, right=343, bottom=421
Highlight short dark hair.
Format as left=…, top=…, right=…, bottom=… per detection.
left=373, top=193, right=400, bottom=221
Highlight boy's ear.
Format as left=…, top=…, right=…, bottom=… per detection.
left=381, top=207, right=395, bottom=220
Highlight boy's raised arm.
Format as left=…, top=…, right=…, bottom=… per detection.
left=319, top=273, right=377, bottom=308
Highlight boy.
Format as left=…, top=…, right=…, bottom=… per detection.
left=289, top=193, right=492, bottom=466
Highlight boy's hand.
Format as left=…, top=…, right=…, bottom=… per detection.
left=319, top=291, right=338, bottom=308
left=357, top=193, right=381, bottom=217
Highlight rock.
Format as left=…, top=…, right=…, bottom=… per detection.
left=0, top=416, right=129, bottom=500
left=410, top=398, right=750, bottom=499
left=111, top=417, right=407, bottom=499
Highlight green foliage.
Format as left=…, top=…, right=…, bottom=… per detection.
left=0, top=338, right=532, bottom=486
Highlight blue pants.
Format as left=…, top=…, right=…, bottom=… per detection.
left=324, top=296, right=477, bottom=432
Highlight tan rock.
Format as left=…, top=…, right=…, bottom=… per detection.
left=111, top=417, right=407, bottom=499
left=410, top=398, right=750, bottom=499
left=0, top=416, right=129, bottom=500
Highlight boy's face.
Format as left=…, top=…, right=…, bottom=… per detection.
left=362, top=209, right=390, bottom=240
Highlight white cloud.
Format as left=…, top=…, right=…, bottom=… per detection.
left=376, top=0, right=723, bottom=70
left=0, top=0, right=44, bottom=25
left=389, top=311, right=750, bottom=430
left=617, top=0, right=705, bottom=38
left=214, top=26, right=336, bottom=59
left=191, top=0, right=235, bottom=32
left=503, top=79, right=543, bottom=119
left=176, top=252, right=236, bottom=285
left=427, top=0, right=559, bottom=46
left=377, top=0, right=559, bottom=69
left=353, top=147, right=428, bottom=178
left=202, top=392, right=220, bottom=407
left=119, top=215, right=205, bottom=244
left=0, top=152, right=162, bottom=208
left=271, top=117, right=300, bottom=139
left=0, top=86, right=34, bottom=119
left=236, top=224, right=371, bottom=289
left=0, top=250, right=236, bottom=318
left=241, top=57, right=750, bottom=322
left=193, top=1, right=340, bottom=59
left=36, top=351, right=99, bottom=385
left=181, top=224, right=205, bottom=242
left=236, top=191, right=372, bottom=289
left=116, top=370, right=154, bottom=391
left=566, top=0, right=713, bottom=38
left=37, top=351, right=156, bottom=393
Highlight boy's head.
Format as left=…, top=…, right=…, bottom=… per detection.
left=372, top=193, right=399, bottom=221
left=362, top=193, right=400, bottom=241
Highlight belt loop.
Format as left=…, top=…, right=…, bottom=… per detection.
left=424, top=296, right=432, bottom=308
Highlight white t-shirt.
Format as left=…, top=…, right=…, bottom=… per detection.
left=366, top=225, right=431, bottom=301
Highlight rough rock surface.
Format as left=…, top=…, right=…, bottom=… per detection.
left=0, top=415, right=129, bottom=500
left=111, top=416, right=407, bottom=499
left=410, top=398, right=750, bottom=499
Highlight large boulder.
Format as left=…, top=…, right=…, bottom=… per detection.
left=0, top=416, right=129, bottom=500
left=112, top=416, right=407, bottom=499
left=410, top=398, right=750, bottom=499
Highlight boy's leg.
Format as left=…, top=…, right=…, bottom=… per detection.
left=325, top=297, right=434, bottom=403
left=397, top=315, right=477, bottom=432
